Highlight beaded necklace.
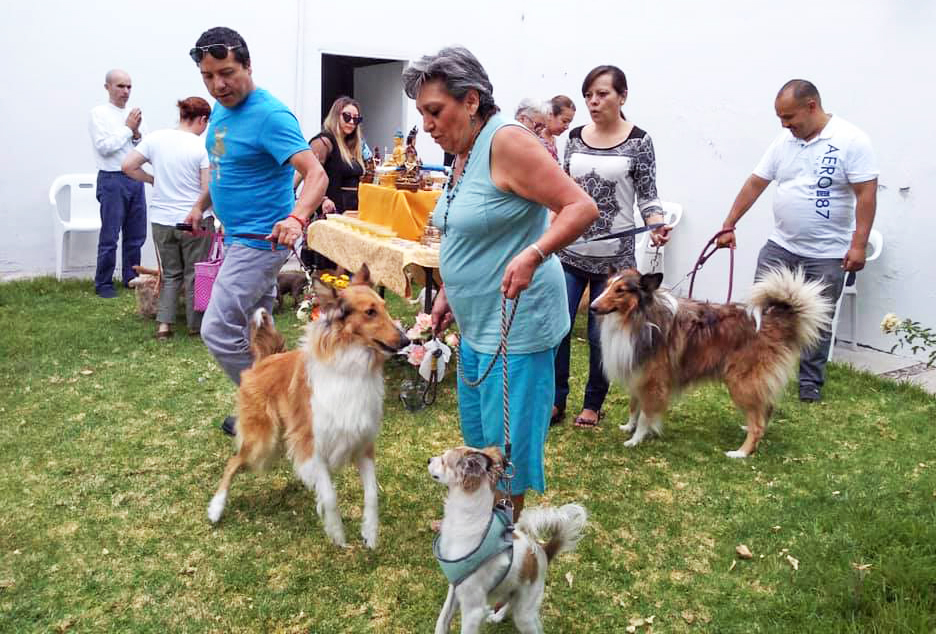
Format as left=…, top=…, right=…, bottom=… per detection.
left=442, top=122, right=483, bottom=236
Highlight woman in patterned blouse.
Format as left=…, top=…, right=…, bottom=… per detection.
left=552, top=65, right=671, bottom=428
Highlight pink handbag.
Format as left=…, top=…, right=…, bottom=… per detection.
left=194, top=233, right=224, bottom=312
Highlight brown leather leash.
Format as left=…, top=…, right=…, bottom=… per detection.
left=686, top=228, right=736, bottom=303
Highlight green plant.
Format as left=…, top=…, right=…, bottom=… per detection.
left=881, top=313, right=936, bottom=366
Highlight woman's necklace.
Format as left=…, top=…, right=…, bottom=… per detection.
left=442, top=125, right=482, bottom=236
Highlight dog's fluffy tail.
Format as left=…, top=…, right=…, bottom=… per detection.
left=249, top=308, right=287, bottom=362
left=748, top=267, right=832, bottom=351
left=516, top=503, right=587, bottom=562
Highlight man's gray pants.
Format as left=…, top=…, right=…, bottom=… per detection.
left=755, top=240, right=845, bottom=395
left=201, top=243, right=289, bottom=385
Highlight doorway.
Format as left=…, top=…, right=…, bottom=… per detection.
left=320, top=54, right=407, bottom=160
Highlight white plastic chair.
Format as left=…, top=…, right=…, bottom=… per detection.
left=828, top=228, right=883, bottom=360
left=635, top=201, right=684, bottom=273
left=49, top=174, right=100, bottom=280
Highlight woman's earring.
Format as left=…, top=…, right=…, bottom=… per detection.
left=470, top=114, right=477, bottom=127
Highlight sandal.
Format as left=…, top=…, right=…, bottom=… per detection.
left=550, top=406, right=565, bottom=427
left=573, top=410, right=602, bottom=428
left=155, top=328, right=173, bottom=341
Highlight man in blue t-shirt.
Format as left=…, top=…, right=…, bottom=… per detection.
left=183, top=27, right=327, bottom=435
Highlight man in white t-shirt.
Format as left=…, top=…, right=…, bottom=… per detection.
left=122, top=97, right=214, bottom=339
left=88, top=69, right=148, bottom=298
left=717, top=79, right=878, bottom=402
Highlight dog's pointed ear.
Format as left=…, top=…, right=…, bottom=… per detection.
left=352, top=263, right=372, bottom=286
left=640, top=272, right=664, bottom=293
left=313, top=278, right=340, bottom=308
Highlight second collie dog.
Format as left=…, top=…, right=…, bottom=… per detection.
left=591, top=267, right=831, bottom=458
left=207, top=265, right=409, bottom=548
left=429, top=446, right=587, bottom=633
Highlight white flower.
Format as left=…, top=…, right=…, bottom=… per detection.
left=296, top=299, right=313, bottom=323
left=880, top=313, right=900, bottom=333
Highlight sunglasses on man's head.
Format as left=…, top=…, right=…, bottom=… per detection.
left=341, top=112, right=364, bottom=125
left=189, top=44, right=242, bottom=64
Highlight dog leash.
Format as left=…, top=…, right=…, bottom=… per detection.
left=583, top=222, right=665, bottom=243
left=684, top=228, right=736, bottom=303
left=455, top=293, right=521, bottom=512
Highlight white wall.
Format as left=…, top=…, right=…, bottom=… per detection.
left=2, top=0, right=933, bottom=355
left=354, top=61, right=408, bottom=161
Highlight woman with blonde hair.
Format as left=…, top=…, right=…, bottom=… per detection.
left=308, top=96, right=365, bottom=215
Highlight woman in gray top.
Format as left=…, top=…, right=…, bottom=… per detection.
left=553, top=65, right=671, bottom=428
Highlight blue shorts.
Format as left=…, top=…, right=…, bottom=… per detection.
left=457, top=341, right=557, bottom=494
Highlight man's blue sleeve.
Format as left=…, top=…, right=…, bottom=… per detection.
left=261, top=109, right=311, bottom=166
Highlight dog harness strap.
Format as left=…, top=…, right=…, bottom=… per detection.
left=434, top=507, right=514, bottom=587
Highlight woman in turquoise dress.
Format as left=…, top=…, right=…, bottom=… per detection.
left=402, top=47, right=598, bottom=520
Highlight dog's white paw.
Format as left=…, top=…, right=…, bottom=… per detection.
left=622, top=436, right=643, bottom=448
left=619, top=421, right=636, bottom=433
left=361, top=523, right=378, bottom=549
left=207, top=492, right=227, bottom=524
left=725, top=450, right=749, bottom=459
left=486, top=602, right=509, bottom=623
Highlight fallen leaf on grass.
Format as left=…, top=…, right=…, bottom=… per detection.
left=729, top=560, right=737, bottom=571
left=681, top=611, right=695, bottom=624
left=0, top=579, right=14, bottom=590
left=771, top=525, right=781, bottom=532
left=736, top=544, right=753, bottom=559
left=786, top=555, right=799, bottom=571
left=179, top=566, right=197, bottom=575
left=79, top=369, right=94, bottom=376
left=565, top=571, right=574, bottom=587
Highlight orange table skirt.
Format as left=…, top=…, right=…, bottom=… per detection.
left=357, top=183, right=441, bottom=241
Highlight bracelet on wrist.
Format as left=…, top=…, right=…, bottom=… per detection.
left=529, top=243, right=547, bottom=263
left=287, top=214, right=309, bottom=228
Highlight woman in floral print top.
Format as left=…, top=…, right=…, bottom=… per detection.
left=552, top=65, right=671, bottom=428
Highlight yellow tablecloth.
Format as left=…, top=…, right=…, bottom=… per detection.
left=357, top=183, right=441, bottom=241
left=306, top=219, right=440, bottom=298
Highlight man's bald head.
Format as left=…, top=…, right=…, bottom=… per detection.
left=777, top=79, right=821, bottom=108
left=104, top=69, right=132, bottom=108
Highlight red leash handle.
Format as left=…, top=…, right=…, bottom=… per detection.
left=688, top=228, right=736, bottom=303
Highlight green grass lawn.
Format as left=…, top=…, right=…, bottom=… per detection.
left=1, top=277, right=934, bottom=633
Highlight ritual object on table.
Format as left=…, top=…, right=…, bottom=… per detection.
left=420, top=210, right=442, bottom=246
left=361, top=146, right=379, bottom=184
left=395, top=126, right=423, bottom=192
left=378, top=132, right=405, bottom=188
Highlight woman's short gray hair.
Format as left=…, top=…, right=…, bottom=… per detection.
left=402, top=46, right=499, bottom=118
left=515, top=98, right=549, bottom=120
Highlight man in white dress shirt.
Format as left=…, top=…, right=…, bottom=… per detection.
left=88, top=69, right=147, bottom=298
left=717, top=79, right=878, bottom=403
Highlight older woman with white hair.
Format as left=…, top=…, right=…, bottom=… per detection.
left=403, top=47, right=597, bottom=520
left=514, top=98, right=550, bottom=135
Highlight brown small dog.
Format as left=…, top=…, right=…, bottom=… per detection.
left=275, top=271, right=307, bottom=313
left=128, top=265, right=161, bottom=318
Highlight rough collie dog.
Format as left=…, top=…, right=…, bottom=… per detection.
left=591, top=267, right=831, bottom=458
left=429, top=446, right=587, bottom=633
left=207, top=265, right=409, bottom=548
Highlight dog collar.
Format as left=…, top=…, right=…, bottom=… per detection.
left=433, top=506, right=514, bottom=587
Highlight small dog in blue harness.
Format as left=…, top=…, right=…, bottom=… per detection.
left=429, top=446, right=587, bottom=633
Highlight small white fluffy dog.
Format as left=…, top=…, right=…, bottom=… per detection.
left=428, top=446, right=587, bottom=633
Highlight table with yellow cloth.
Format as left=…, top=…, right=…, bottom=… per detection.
left=357, top=183, right=441, bottom=241
left=306, top=219, right=440, bottom=301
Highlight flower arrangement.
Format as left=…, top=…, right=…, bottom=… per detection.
left=296, top=272, right=350, bottom=323
left=881, top=313, right=936, bottom=366
left=400, top=312, right=458, bottom=368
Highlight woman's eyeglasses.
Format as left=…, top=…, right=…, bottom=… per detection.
left=189, top=44, right=242, bottom=64
left=341, top=112, right=364, bottom=125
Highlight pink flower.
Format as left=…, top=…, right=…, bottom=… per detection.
left=406, top=325, right=423, bottom=342
left=415, top=312, right=433, bottom=332
left=407, top=344, right=426, bottom=366
left=444, top=332, right=460, bottom=348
